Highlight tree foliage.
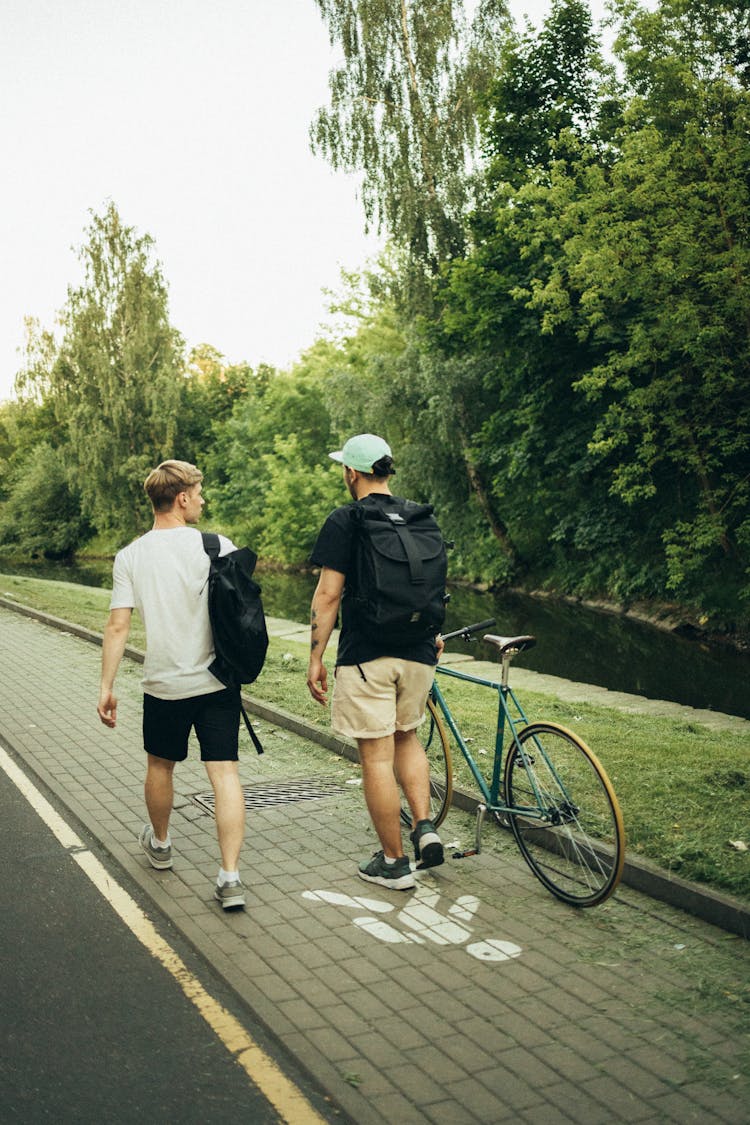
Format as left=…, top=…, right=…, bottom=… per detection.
left=0, top=442, right=90, bottom=558
left=311, top=0, right=508, bottom=268
left=479, top=0, right=614, bottom=181
left=178, top=344, right=254, bottom=468
left=43, top=203, right=184, bottom=541
left=206, top=346, right=343, bottom=562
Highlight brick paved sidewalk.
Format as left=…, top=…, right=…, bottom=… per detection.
left=1, top=607, right=748, bottom=1124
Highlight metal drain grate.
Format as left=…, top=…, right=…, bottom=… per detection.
left=191, top=776, right=349, bottom=816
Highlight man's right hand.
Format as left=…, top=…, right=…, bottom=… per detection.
left=306, top=657, right=329, bottom=706
left=98, top=608, right=132, bottom=730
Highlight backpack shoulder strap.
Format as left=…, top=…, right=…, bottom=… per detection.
left=201, top=531, right=221, bottom=560
left=351, top=497, right=377, bottom=522
left=240, top=699, right=264, bottom=755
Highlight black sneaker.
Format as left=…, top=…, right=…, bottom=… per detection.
left=410, top=819, right=444, bottom=870
left=358, top=851, right=415, bottom=890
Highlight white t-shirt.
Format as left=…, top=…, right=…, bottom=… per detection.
left=110, top=526, right=236, bottom=700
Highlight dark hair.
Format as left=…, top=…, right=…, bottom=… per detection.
left=369, top=455, right=396, bottom=478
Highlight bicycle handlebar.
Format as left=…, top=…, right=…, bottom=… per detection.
left=440, top=619, right=496, bottom=643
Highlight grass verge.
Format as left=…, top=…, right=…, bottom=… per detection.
left=1, top=570, right=748, bottom=902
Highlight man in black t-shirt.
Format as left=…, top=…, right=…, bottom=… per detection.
left=307, top=433, right=444, bottom=890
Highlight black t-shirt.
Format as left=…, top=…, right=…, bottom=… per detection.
left=310, top=496, right=438, bottom=667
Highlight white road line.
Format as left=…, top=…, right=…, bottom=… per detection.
left=0, top=744, right=327, bottom=1125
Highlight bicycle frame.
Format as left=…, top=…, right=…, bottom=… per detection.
left=433, top=661, right=527, bottom=812
left=434, top=656, right=570, bottom=835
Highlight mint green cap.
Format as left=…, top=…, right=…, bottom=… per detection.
left=329, top=433, right=392, bottom=472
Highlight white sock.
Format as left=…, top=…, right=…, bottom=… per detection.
left=383, top=855, right=397, bottom=865
left=151, top=832, right=170, bottom=849
left=218, top=868, right=239, bottom=886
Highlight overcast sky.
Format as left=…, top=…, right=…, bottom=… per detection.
left=0, top=0, right=607, bottom=402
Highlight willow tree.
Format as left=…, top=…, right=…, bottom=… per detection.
left=310, top=0, right=509, bottom=271
left=47, top=204, right=184, bottom=541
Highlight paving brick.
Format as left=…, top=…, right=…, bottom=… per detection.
left=302, top=1024, right=357, bottom=1064
left=597, top=1054, right=680, bottom=1100
left=498, top=1044, right=563, bottom=1088
left=326, top=1003, right=373, bottom=1039
left=250, top=973, right=299, bottom=1003
left=528, top=984, right=608, bottom=1023
left=370, top=1091, right=440, bottom=1125
left=476, top=1065, right=545, bottom=1113
left=459, top=1014, right=531, bottom=1055
left=514, top=1104, right=569, bottom=1125
left=590, top=1077, right=663, bottom=1122
left=425, top=1033, right=497, bottom=1076
left=346, top=1034, right=404, bottom=1069
left=443, top=1076, right=508, bottom=1119
left=340, top=957, right=390, bottom=986
left=274, top=996, right=328, bottom=1032
left=384, top=1062, right=448, bottom=1104
left=344, top=987, right=392, bottom=1021
left=529, top=1041, right=603, bottom=1083
left=423, top=1099, right=484, bottom=1125
left=421, top=993, right=477, bottom=1025
left=518, top=1106, right=581, bottom=1125
left=646, top=1089, right=722, bottom=1123
left=314, top=964, right=362, bottom=994
left=371, top=1014, right=431, bottom=1051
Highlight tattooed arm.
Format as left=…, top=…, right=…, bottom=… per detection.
left=306, top=567, right=345, bottom=705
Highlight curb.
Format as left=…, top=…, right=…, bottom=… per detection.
left=1, top=594, right=748, bottom=939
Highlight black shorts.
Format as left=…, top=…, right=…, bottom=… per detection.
left=142, top=688, right=241, bottom=763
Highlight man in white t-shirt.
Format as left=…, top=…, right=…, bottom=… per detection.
left=97, top=460, right=246, bottom=910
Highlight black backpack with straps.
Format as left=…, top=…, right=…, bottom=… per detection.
left=202, top=533, right=269, bottom=754
left=349, top=495, right=449, bottom=646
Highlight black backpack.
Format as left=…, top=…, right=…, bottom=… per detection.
left=349, top=496, right=448, bottom=646
left=202, top=533, right=269, bottom=754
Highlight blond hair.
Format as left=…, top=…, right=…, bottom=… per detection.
left=144, top=460, right=203, bottom=512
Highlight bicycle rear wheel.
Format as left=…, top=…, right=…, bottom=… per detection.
left=504, top=722, right=624, bottom=907
left=399, top=694, right=453, bottom=831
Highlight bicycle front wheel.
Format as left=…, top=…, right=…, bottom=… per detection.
left=504, top=722, right=624, bottom=907
left=399, top=694, right=453, bottom=831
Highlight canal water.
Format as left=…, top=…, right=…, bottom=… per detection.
left=3, top=557, right=749, bottom=720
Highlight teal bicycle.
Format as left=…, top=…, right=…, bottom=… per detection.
left=402, top=620, right=625, bottom=907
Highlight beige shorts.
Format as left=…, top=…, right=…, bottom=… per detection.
left=331, top=657, right=435, bottom=740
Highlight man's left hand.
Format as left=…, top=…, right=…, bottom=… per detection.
left=97, top=690, right=118, bottom=728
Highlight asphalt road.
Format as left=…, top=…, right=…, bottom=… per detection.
left=0, top=762, right=331, bottom=1125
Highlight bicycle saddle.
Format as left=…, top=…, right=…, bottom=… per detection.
left=483, top=634, right=536, bottom=655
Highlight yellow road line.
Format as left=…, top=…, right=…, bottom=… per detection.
left=0, top=745, right=327, bottom=1125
